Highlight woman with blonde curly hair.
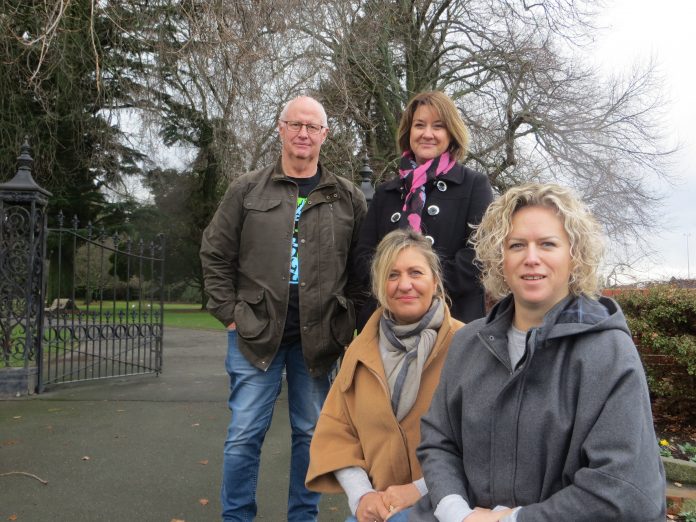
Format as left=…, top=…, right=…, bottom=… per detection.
left=412, top=183, right=665, bottom=522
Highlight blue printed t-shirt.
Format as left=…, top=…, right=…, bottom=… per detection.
left=282, top=170, right=320, bottom=343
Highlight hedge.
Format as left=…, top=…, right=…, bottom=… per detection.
left=612, top=286, right=696, bottom=402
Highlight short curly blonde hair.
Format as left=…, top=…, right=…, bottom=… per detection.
left=471, top=183, right=605, bottom=300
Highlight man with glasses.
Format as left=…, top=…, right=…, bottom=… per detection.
left=201, top=95, right=367, bottom=521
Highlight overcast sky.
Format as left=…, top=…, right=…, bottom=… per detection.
left=593, top=0, right=696, bottom=281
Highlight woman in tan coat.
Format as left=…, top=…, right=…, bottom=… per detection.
left=306, top=229, right=463, bottom=522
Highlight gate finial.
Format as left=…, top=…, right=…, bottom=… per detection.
left=0, top=138, right=51, bottom=199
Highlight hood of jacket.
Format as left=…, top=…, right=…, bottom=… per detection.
left=479, top=293, right=630, bottom=371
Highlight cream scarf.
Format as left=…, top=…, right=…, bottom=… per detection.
left=379, top=298, right=444, bottom=421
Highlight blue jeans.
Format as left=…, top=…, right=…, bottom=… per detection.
left=221, top=331, right=331, bottom=521
left=345, top=507, right=412, bottom=522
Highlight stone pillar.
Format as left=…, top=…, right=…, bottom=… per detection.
left=0, top=139, right=51, bottom=396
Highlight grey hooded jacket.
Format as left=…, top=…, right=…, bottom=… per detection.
left=411, top=294, right=665, bottom=521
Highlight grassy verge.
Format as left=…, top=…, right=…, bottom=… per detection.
left=162, top=305, right=225, bottom=330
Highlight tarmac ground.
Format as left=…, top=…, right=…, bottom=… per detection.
left=0, top=327, right=350, bottom=522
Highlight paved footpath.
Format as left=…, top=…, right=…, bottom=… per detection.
left=0, top=328, right=350, bottom=522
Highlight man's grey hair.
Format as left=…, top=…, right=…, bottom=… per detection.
left=278, top=96, right=328, bottom=127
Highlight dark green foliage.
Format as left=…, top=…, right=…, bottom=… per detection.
left=615, top=287, right=696, bottom=402
left=0, top=0, right=147, bottom=223
left=138, top=167, right=217, bottom=307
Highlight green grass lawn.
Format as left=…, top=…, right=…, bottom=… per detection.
left=162, top=305, right=225, bottom=330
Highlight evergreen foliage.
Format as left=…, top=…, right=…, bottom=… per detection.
left=616, top=287, right=696, bottom=402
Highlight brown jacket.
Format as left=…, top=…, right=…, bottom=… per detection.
left=200, top=160, right=367, bottom=376
left=305, top=305, right=463, bottom=492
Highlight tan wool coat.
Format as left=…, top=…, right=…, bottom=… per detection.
left=306, top=305, right=463, bottom=493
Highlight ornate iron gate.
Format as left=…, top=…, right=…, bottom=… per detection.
left=40, top=215, right=165, bottom=390
left=0, top=140, right=165, bottom=394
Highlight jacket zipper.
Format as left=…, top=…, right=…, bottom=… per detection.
left=330, top=202, right=335, bottom=245
left=478, top=328, right=539, bottom=507
left=478, top=332, right=512, bottom=374
left=508, top=329, right=538, bottom=507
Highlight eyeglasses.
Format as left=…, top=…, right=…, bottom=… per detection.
left=281, top=120, right=326, bottom=135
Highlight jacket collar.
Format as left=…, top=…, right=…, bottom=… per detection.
left=338, top=304, right=458, bottom=392
left=270, top=158, right=335, bottom=187
left=270, top=158, right=342, bottom=202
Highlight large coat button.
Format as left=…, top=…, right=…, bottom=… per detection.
left=436, top=180, right=447, bottom=192
left=390, top=212, right=401, bottom=223
left=427, top=205, right=440, bottom=216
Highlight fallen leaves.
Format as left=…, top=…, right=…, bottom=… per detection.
left=167, top=495, right=211, bottom=520
left=8, top=514, right=18, bottom=521
left=12, top=416, right=21, bottom=420
left=81, top=456, right=91, bottom=461
left=196, top=459, right=209, bottom=465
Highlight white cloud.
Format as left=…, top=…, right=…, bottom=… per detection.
left=593, top=0, right=696, bottom=280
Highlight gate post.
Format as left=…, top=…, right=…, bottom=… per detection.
left=358, top=152, right=375, bottom=205
left=0, top=139, right=52, bottom=396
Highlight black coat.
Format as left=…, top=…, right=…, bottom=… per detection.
left=354, top=164, right=493, bottom=329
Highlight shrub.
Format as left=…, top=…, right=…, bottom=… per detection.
left=613, top=286, right=696, bottom=402
left=680, top=510, right=696, bottom=522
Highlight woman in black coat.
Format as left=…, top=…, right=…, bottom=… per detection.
left=355, top=91, right=493, bottom=329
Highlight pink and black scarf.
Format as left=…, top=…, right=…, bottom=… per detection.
left=398, top=151, right=456, bottom=231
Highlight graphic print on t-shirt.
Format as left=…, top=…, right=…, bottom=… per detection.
left=289, top=196, right=307, bottom=284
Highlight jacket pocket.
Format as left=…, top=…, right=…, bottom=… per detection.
left=330, top=294, right=355, bottom=347
left=234, top=288, right=269, bottom=340
left=243, top=197, right=282, bottom=212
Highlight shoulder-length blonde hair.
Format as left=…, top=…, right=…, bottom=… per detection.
left=396, top=91, right=470, bottom=161
left=371, top=229, right=446, bottom=310
left=471, top=183, right=605, bottom=300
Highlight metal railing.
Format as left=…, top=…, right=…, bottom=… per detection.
left=40, top=216, right=165, bottom=390
left=0, top=140, right=165, bottom=394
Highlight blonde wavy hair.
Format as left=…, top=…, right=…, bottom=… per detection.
left=471, top=183, right=605, bottom=300
left=371, top=229, right=446, bottom=311
left=396, top=91, right=470, bottom=161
